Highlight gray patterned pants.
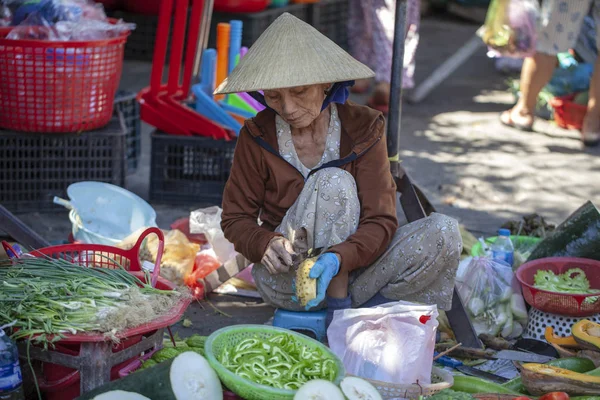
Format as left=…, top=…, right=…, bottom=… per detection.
left=252, top=168, right=463, bottom=311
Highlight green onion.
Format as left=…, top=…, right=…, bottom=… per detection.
left=0, top=255, right=183, bottom=343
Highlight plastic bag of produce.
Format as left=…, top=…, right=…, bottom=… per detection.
left=328, top=301, right=438, bottom=385
left=456, top=257, right=528, bottom=338
left=189, top=206, right=237, bottom=264
left=5, top=0, right=134, bottom=40
left=481, top=0, right=539, bottom=58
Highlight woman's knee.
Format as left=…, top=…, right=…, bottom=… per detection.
left=309, top=168, right=358, bottom=191
left=428, top=213, right=463, bottom=256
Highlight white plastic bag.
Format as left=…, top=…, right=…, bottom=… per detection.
left=189, top=206, right=237, bottom=264
left=456, top=257, right=528, bottom=338
left=327, top=301, right=438, bottom=385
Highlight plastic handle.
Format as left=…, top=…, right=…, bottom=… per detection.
left=215, top=23, right=231, bottom=100
left=200, top=49, right=217, bottom=95
left=433, top=353, right=463, bottom=368
left=228, top=20, right=242, bottom=75
left=53, top=196, right=74, bottom=210
left=130, top=227, right=164, bottom=287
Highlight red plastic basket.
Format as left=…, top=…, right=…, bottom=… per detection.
left=516, top=257, right=600, bottom=317
left=0, top=24, right=129, bottom=133
left=550, top=94, right=587, bottom=131
left=1, top=227, right=192, bottom=400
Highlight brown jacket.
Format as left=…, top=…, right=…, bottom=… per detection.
left=221, top=101, right=398, bottom=272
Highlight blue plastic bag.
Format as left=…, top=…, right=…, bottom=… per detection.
left=545, top=53, right=594, bottom=97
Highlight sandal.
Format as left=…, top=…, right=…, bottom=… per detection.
left=500, top=109, right=534, bottom=132
left=582, top=131, right=600, bottom=147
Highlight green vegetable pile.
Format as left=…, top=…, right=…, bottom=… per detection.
left=0, top=256, right=182, bottom=343
left=218, top=333, right=338, bottom=390
left=140, top=335, right=207, bottom=370
left=534, top=268, right=599, bottom=303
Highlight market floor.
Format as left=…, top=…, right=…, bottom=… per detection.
left=7, top=14, right=600, bottom=328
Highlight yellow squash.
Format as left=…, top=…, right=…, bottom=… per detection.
left=521, top=363, right=600, bottom=395
left=573, top=320, right=600, bottom=351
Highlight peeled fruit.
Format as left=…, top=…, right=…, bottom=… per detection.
left=296, top=256, right=318, bottom=307
left=340, top=376, right=383, bottom=400
left=294, top=379, right=345, bottom=400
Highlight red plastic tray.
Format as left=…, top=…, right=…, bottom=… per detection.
left=516, top=257, right=600, bottom=317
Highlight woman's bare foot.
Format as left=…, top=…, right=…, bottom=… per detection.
left=351, top=79, right=371, bottom=94
left=582, top=112, right=600, bottom=146
left=499, top=106, right=534, bottom=132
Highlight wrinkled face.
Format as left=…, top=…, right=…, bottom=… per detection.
left=263, top=83, right=330, bottom=128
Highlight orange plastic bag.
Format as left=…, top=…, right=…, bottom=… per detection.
left=184, top=251, right=222, bottom=299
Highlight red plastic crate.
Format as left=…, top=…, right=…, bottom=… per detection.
left=551, top=94, right=587, bottom=131
left=516, top=257, right=600, bottom=317
left=3, top=228, right=192, bottom=399
left=0, top=24, right=129, bottom=133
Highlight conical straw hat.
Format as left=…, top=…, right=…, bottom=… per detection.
left=214, top=13, right=375, bottom=95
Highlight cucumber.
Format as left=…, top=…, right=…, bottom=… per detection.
left=452, top=376, right=522, bottom=395
left=79, top=352, right=223, bottom=400
left=503, top=357, right=597, bottom=393
left=527, top=201, right=600, bottom=262
left=571, top=397, right=600, bottom=400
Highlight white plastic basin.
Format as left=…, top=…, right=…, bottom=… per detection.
left=66, top=182, right=157, bottom=245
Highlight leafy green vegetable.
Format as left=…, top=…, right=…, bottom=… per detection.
left=427, top=389, right=474, bottom=400
left=534, top=268, right=599, bottom=303
left=218, top=333, right=338, bottom=390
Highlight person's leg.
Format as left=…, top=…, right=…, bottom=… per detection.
left=349, top=213, right=462, bottom=311
left=582, top=1, right=600, bottom=146
left=348, top=0, right=374, bottom=93
left=368, top=0, right=421, bottom=112
left=501, top=0, right=591, bottom=131
left=500, top=54, right=557, bottom=130
left=254, top=168, right=360, bottom=316
left=581, top=55, right=600, bottom=145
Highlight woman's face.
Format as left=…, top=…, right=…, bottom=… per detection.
left=263, top=83, right=330, bottom=129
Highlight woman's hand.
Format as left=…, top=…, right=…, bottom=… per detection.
left=261, top=237, right=295, bottom=275
left=305, top=253, right=341, bottom=309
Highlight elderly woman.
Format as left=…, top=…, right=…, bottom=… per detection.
left=216, top=13, right=462, bottom=325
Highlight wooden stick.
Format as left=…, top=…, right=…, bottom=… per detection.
left=433, top=342, right=462, bottom=361
left=435, top=343, right=497, bottom=359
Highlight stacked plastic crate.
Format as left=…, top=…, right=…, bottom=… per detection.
left=0, top=23, right=141, bottom=212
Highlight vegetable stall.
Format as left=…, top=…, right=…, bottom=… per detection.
left=1, top=0, right=600, bottom=397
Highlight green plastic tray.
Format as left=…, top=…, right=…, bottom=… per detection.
left=471, top=235, right=541, bottom=257
left=204, top=324, right=345, bottom=400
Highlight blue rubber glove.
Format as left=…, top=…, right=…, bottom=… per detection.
left=305, top=253, right=340, bottom=310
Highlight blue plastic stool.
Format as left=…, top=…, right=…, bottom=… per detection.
left=272, top=309, right=327, bottom=342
